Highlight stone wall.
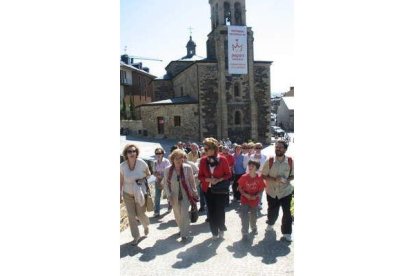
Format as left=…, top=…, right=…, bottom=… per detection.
left=173, top=64, right=199, bottom=100
left=166, top=61, right=193, bottom=78
left=153, top=79, right=174, bottom=101
left=120, top=120, right=144, bottom=136
left=254, top=64, right=272, bottom=144
left=198, top=63, right=219, bottom=138
left=140, top=104, right=200, bottom=141
left=224, top=74, right=252, bottom=143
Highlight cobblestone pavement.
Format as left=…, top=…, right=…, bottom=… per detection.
left=120, top=135, right=294, bottom=275
left=120, top=197, right=294, bottom=276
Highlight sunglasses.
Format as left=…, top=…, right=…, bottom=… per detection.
left=127, top=150, right=137, bottom=154
left=155, top=152, right=163, bottom=155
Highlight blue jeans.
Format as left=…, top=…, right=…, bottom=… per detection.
left=154, top=186, right=162, bottom=214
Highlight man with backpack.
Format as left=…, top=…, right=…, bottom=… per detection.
left=261, top=139, right=294, bottom=242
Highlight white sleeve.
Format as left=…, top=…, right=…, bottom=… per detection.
left=243, top=154, right=250, bottom=169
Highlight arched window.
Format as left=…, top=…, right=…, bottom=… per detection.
left=234, top=83, right=240, bottom=97
left=224, top=2, right=231, bottom=25
left=234, top=2, right=242, bottom=25
left=235, top=110, right=242, bottom=125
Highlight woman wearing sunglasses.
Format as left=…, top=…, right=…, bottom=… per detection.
left=153, top=147, right=171, bottom=217
left=198, top=137, right=232, bottom=240
left=162, top=149, right=199, bottom=242
left=120, top=144, right=151, bottom=245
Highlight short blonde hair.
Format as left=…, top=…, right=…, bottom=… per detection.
left=254, top=142, right=263, bottom=149
left=203, top=137, right=219, bottom=153
left=169, top=149, right=187, bottom=163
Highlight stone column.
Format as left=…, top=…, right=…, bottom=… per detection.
left=248, top=28, right=258, bottom=140
left=216, top=30, right=228, bottom=140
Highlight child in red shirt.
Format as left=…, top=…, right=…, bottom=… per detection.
left=237, top=160, right=266, bottom=240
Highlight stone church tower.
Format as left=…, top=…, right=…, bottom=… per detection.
left=204, top=0, right=271, bottom=142
left=144, top=0, right=272, bottom=144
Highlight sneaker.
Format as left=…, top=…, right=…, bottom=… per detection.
left=144, top=227, right=149, bottom=236
left=212, top=234, right=219, bottom=240
left=181, top=237, right=188, bottom=243
left=153, top=212, right=160, bottom=218
left=218, top=231, right=224, bottom=239
left=130, top=237, right=141, bottom=245
left=282, top=234, right=292, bottom=242
left=265, top=224, right=274, bottom=232
left=251, top=228, right=258, bottom=235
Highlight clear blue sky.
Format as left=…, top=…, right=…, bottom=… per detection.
left=120, top=0, right=293, bottom=94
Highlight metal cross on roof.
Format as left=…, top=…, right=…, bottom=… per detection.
left=188, top=26, right=193, bottom=36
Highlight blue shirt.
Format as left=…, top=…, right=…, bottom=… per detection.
left=233, top=154, right=246, bottom=175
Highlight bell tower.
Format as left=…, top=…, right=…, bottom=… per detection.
left=209, top=0, right=246, bottom=29
left=186, top=36, right=196, bottom=57
left=205, top=0, right=258, bottom=141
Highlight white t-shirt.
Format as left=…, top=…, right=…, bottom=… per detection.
left=120, top=158, right=150, bottom=195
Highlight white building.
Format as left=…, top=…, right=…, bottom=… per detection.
left=277, top=96, right=294, bottom=131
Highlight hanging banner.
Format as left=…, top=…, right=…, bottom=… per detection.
left=228, top=26, right=248, bottom=74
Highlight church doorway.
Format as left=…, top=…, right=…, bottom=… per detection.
left=157, top=117, right=165, bottom=134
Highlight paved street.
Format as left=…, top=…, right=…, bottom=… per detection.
left=120, top=135, right=294, bottom=275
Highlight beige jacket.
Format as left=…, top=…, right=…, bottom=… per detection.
left=162, top=164, right=198, bottom=202
left=261, top=155, right=294, bottom=199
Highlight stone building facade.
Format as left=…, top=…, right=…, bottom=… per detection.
left=141, top=0, right=272, bottom=144
left=140, top=97, right=199, bottom=140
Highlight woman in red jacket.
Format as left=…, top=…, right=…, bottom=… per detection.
left=198, top=137, right=232, bottom=239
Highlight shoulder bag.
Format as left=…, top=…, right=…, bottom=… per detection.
left=143, top=179, right=154, bottom=212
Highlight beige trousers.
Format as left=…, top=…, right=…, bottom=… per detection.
left=172, top=198, right=191, bottom=238
left=123, top=192, right=150, bottom=239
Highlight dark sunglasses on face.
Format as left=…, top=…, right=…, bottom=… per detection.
left=155, top=152, right=163, bottom=155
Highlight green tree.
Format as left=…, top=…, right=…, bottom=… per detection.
left=129, top=95, right=136, bottom=120
left=120, top=98, right=127, bottom=120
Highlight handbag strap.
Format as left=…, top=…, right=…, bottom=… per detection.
left=143, top=178, right=151, bottom=197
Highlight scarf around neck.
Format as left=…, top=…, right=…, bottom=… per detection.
left=167, top=165, right=198, bottom=205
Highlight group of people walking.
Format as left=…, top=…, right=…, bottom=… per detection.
left=120, top=137, right=294, bottom=245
